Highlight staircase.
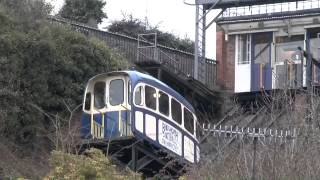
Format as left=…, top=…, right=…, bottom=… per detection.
left=49, top=16, right=217, bottom=91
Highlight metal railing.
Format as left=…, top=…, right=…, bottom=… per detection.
left=203, top=124, right=298, bottom=142
left=49, top=16, right=217, bottom=90
left=92, top=121, right=104, bottom=139
left=221, top=0, right=320, bottom=18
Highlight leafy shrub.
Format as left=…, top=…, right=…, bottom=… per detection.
left=0, top=2, right=127, bottom=146
left=59, top=0, right=107, bottom=26
left=108, top=15, right=194, bottom=53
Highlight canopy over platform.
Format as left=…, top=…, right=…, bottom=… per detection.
left=196, top=0, right=309, bottom=9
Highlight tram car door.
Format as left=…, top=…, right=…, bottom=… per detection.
left=251, top=32, right=273, bottom=91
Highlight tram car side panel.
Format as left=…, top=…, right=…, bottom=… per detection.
left=129, top=73, right=200, bottom=164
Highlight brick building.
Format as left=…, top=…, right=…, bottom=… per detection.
left=194, top=0, right=320, bottom=94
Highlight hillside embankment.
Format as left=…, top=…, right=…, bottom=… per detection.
left=0, top=1, right=129, bottom=179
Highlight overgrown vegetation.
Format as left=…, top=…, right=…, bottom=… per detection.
left=108, top=15, right=194, bottom=53
left=0, top=0, right=126, bottom=178
left=185, top=89, right=320, bottom=179
left=46, top=148, right=141, bottom=180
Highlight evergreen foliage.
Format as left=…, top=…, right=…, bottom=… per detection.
left=59, top=0, right=107, bottom=26
left=108, top=16, right=194, bottom=53
left=0, top=0, right=126, bottom=146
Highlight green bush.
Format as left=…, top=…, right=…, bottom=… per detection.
left=0, top=1, right=127, bottom=145
left=108, top=15, right=194, bottom=53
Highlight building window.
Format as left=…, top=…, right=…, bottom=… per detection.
left=275, top=35, right=304, bottom=62
left=171, top=98, right=182, bottom=124
left=145, top=85, right=156, bottom=110
left=308, top=28, right=320, bottom=61
left=237, top=34, right=251, bottom=64
left=184, top=108, right=194, bottom=134
left=159, top=91, right=169, bottom=116
left=94, top=82, right=106, bottom=109
left=253, top=33, right=271, bottom=64
left=109, top=79, right=124, bottom=106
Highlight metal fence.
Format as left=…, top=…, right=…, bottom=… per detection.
left=203, top=124, right=298, bottom=143
left=49, top=17, right=217, bottom=90
left=221, top=0, right=320, bottom=18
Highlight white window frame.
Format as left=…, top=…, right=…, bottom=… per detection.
left=104, top=77, right=126, bottom=112
left=237, top=34, right=251, bottom=64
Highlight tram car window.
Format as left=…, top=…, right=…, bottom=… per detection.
left=109, top=79, right=124, bottom=106
left=94, top=81, right=105, bottom=109
left=84, top=92, right=91, bottom=111
left=134, top=85, right=143, bottom=106
left=159, top=91, right=169, bottom=116
left=171, top=98, right=182, bottom=124
left=184, top=108, right=194, bottom=135
left=145, top=85, right=157, bottom=110
left=81, top=71, right=200, bottom=165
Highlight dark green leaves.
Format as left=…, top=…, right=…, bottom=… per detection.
left=0, top=5, right=125, bottom=143
left=59, top=0, right=107, bottom=26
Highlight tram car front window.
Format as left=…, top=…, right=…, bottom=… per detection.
left=94, top=81, right=106, bottom=109
left=109, top=79, right=124, bottom=106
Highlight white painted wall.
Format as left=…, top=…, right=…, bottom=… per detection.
left=234, top=35, right=252, bottom=93
left=183, top=136, right=194, bottom=163
left=135, top=111, right=144, bottom=133
left=145, top=114, right=157, bottom=141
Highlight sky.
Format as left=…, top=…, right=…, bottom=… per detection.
left=45, top=0, right=217, bottom=58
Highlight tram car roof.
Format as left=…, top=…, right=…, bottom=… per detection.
left=88, top=70, right=195, bottom=113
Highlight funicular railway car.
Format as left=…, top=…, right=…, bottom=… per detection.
left=81, top=71, right=200, bottom=175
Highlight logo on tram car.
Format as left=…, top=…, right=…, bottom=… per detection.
left=158, top=120, right=182, bottom=156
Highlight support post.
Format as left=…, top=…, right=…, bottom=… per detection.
left=194, top=4, right=200, bottom=80
left=131, top=145, right=137, bottom=171
left=252, top=135, right=258, bottom=180
left=300, top=48, right=304, bottom=87
left=306, top=41, right=313, bottom=124
left=202, top=7, right=206, bottom=59
left=157, top=68, right=162, bottom=81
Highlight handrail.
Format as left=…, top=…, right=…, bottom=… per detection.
left=48, top=16, right=198, bottom=56
left=93, top=121, right=103, bottom=139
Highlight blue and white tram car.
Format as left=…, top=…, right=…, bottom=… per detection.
left=81, top=71, right=200, bottom=164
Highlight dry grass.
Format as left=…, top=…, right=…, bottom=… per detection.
left=185, top=89, right=320, bottom=180
left=45, top=148, right=141, bottom=180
